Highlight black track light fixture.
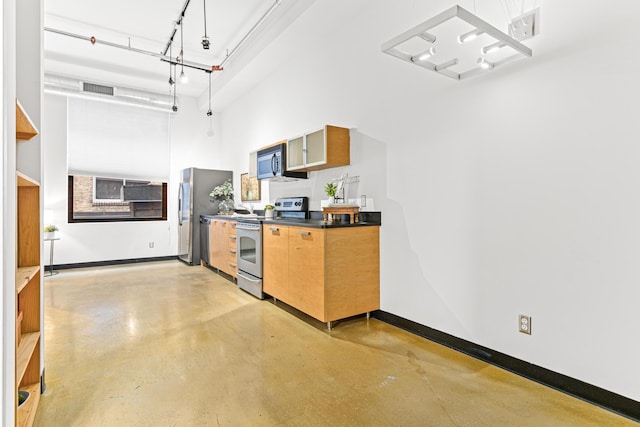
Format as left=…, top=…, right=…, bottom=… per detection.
left=179, top=15, right=188, bottom=83
left=202, top=0, right=210, bottom=50
left=207, top=70, right=213, bottom=116
left=168, top=43, right=175, bottom=86
left=172, top=64, right=178, bottom=112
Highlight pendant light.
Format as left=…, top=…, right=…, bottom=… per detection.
left=206, top=71, right=214, bottom=137
left=168, top=43, right=175, bottom=86
left=179, top=15, right=188, bottom=83
left=201, top=0, right=210, bottom=49
left=172, top=64, right=178, bottom=112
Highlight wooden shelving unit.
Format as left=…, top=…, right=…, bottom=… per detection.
left=15, top=100, right=41, bottom=427
left=16, top=100, right=38, bottom=141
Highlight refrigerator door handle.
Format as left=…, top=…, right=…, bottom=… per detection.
left=178, top=184, right=183, bottom=226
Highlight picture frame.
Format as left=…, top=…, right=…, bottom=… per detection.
left=240, top=173, right=261, bottom=201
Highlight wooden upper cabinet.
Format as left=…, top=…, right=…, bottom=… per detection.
left=16, top=100, right=38, bottom=141
left=286, top=125, right=350, bottom=172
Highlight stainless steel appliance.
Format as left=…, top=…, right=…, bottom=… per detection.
left=256, top=143, right=308, bottom=181
left=273, top=196, right=309, bottom=217
left=236, top=196, right=309, bottom=299
left=200, top=216, right=213, bottom=267
left=236, top=221, right=264, bottom=299
left=178, top=168, right=232, bottom=265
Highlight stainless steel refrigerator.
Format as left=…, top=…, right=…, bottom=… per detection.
left=178, top=168, right=232, bottom=265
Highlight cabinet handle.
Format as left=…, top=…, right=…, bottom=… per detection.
left=229, top=249, right=236, bottom=254
left=229, top=236, right=236, bottom=241
left=229, top=263, right=236, bottom=269
left=298, top=231, right=311, bottom=236
left=269, top=227, right=279, bottom=232
left=222, top=222, right=227, bottom=227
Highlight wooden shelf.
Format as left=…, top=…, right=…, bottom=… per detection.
left=16, top=333, right=39, bottom=386
left=17, top=172, right=39, bottom=187
left=17, top=382, right=40, bottom=427
left=16, top=266, right=39, bottom=294
left=16, top=100, right=38, bottom=141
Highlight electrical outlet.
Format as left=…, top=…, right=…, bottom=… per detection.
left=149, top=242, right=154, bottom=248
left=519, top=314, right=531, bottom=335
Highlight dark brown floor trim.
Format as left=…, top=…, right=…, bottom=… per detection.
left=372, top=310, right=639, bottom=422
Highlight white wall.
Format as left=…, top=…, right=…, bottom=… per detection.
left=216, top=0, right=640, bottom=401
left=42, top=94, right=222, bottom=264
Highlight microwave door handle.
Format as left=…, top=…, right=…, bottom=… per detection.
left=271, top=153, right=277, bottom=175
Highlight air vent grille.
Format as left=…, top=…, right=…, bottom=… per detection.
left=82, top=82, right=114, bottom=96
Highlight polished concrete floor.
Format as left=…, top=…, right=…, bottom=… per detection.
left=35, top=261, right=634, bottom=426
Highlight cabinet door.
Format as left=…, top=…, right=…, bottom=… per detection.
left=288, top=227, right=325, bottom=321
left=210, top=220, right=227, bottom=269
left=305, top=128, right=326, bottom=167
left=263, top=225, right=289, bottom=301
left=287, top=136, right=304, bottom=170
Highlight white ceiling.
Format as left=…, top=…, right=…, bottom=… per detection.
left=44, top=0, right=309, bottom=100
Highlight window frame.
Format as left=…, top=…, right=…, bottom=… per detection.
left=68, top=175, right=168, bottom=223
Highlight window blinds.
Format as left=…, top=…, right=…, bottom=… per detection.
left=67, top=98, right=170, bottom=181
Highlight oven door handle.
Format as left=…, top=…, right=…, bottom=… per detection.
left=238, top=271, right=262, bottom=283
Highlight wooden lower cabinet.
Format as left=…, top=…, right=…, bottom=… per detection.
left=263, top=224, right=380, bottom=324
left=288, top=227, right=325, bottom=321
left=263, top=225, right=289, bottom=300
left=209, top=218, right=237, bottom=278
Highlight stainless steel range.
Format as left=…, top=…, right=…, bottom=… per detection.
left=236, top=221, right=263, bottom=298
left=236, top=197, right=309, bottom=299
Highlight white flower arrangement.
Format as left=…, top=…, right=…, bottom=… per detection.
left=210, top=179, right=234, bottom=200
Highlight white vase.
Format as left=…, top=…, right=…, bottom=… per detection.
left=328, top=196, right=335, bottom=205
left=44, top=232, right=56, bottom=240
left=265, top=209, right=274, bottom=218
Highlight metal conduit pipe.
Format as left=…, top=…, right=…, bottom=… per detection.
left=45, top=0, right=284, bottom=76
left=44, top=27, right=220, bottom=73
left=219, top=0, right=283, bottom=68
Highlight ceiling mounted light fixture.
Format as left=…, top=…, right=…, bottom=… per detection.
left=168, top=43, right=175, bottom=86
left=202, top=0, right=210, bottom=50
left=381, top=5, right=539, bottom=80
left=172, top=64, right=178, bottom=112
left=206, top=71, right=213, bottom=117
left=206, top=71, right=214, bottom=137
left=179, top=16, right=188, bottom=83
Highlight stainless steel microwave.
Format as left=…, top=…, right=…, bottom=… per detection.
left=256, top=143, right=308, bottom=181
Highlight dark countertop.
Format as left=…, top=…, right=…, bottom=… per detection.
left=201, top=214, right=239, bottom=221
left=201, top=211, right=381, bottom=228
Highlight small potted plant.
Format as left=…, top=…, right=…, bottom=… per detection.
left=44, top=225, right=58, bottom=240
left=264, top=204, right=275, bottom=219
left=324, top=182, right=337, bottom=204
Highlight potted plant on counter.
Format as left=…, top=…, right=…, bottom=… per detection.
left=44, top=224, right=58, bottom=240
left=264, top=204, right=275, bottom=219
left=324, top=182, right=337, bottom=204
